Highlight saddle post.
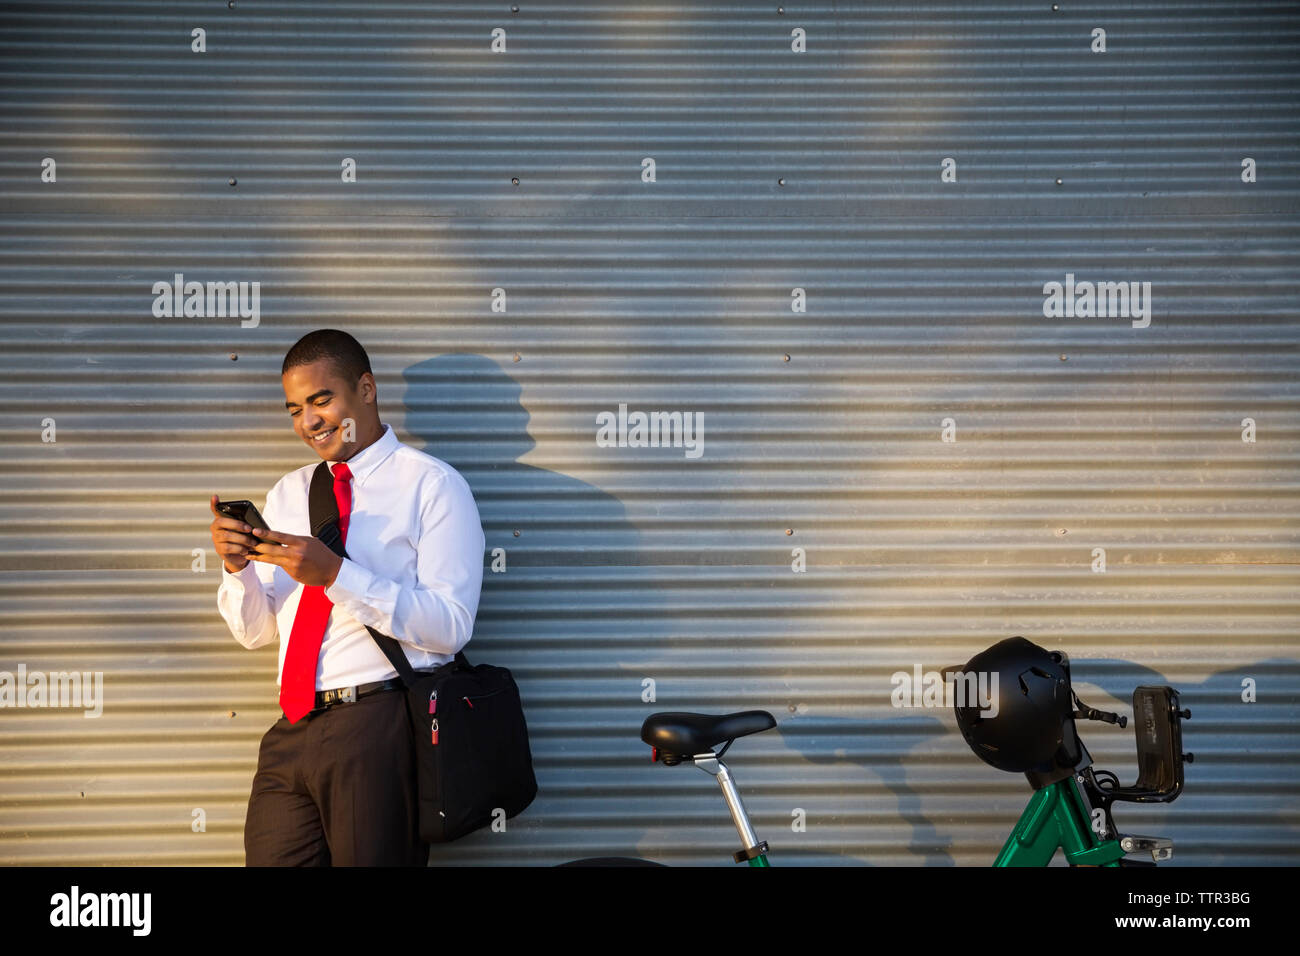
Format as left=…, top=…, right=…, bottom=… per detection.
left=693, top=753, right=770, bottom=867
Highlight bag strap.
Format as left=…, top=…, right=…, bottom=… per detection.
left=308, top=461, right=470, bottom=688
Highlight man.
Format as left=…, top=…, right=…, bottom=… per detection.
left=209, top=328, right=485, bottom=866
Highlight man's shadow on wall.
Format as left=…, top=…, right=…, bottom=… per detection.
left=399, top=352, right=673, bottom=861
left=399, top=349, right=657, bottom=653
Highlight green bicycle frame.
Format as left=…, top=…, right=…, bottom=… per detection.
left=994, top=775, right=1125, bottom=867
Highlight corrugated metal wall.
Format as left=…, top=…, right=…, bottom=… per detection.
left=1, top=1, right=1298, bottom=866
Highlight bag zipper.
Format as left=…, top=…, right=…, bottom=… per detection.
left=463, top=688, right=505, bottom=709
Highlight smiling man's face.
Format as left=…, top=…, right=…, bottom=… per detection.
left=282, top=358, right=379, bottom=462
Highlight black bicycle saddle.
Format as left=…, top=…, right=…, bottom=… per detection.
left=641, top=711, right=776, bottom=758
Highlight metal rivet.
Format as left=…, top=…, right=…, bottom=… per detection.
left=513, top=530, right=520, bottom=537
left=1059, top=353, right=1067, bottom=361
left=228, top=177, right=237, bottom=186
left=229, top=352, right=238, bottom=361
left=782, top=354, right=790, bottom=362
left=511, top=177, right=519, bottom=185
left=1055, top=177, right=1063, bottom=185
left=777, top=177, right=785, bottom=186
left=785, top=528, right=793, bottom=536
left=512, top=352, right=521, bottom=363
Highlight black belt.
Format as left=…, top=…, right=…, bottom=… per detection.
left=311, top=678, right=404, bottom=713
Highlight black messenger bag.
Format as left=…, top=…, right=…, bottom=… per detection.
left=308, top=461, right=537, bottom=843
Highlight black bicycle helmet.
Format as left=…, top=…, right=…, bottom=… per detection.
left=954, top=636, right=1083, bottom=777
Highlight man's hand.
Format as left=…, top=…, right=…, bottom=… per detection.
left=245, top=528, right=345, bottom=588
left=209, top=494, right=261, bottom=574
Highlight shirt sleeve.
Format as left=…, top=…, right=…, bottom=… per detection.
left=215, top=483, right=283, bottom=650
left=323, top=468, right=485, bottom=656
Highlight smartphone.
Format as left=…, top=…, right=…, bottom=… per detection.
left=216, top=499, right=274, bottom=554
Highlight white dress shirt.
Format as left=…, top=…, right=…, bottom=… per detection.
left=217, top=422, right=486, bottom=690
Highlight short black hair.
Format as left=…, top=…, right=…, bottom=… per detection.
left=282, top=329, right=372, bottom=387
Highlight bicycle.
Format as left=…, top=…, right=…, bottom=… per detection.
left=953, top=636, right=1193, bottom=867
left=564, top=636, right=1192, bottom=867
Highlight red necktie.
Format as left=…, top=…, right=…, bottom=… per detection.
left=279, top=461, right=353, bottom=723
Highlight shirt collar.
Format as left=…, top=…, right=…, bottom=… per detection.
left=330, top=422, right=398, bottom=486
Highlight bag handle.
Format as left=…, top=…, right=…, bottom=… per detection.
left=308, top=461, right=470, bottom=688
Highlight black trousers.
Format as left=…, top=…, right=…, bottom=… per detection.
left=244, top=687, right=429, bottom=866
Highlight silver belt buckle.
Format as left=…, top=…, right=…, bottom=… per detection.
left=337, top=685, right=357, bottom=704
